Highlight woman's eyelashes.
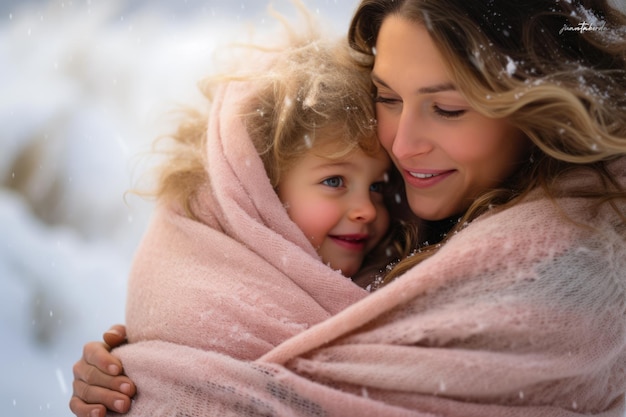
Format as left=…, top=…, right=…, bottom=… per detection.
left=374, top=93, right=466, bottom=119
left=374, top=95, right=400, bottom=105
left=432, top=104, right=466, bottom=119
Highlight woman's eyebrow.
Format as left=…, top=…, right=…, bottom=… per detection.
left=371, top=72, right=457, bottom=95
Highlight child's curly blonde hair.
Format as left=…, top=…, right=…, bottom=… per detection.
left=149, top=4, right=380, bottom=221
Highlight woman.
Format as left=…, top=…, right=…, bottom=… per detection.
left=71, top=0, right=626, bottom=416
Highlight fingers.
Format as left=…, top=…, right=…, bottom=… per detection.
left=68, top=396, right=106, bottom=417
left=102, top=324, right=127, bottom=348
left=82, top=341, right=122, bottom=376
left=70, top=379, right=132, bottom=416
left=73, top=353, right=126, bottom=388
left=73, top=342, right=136, bottom=393
left=70, top=356, right=135, bottom=416
left=70, top=340, right=137, bottom=416
left=68, top=327, right=134, bottom=417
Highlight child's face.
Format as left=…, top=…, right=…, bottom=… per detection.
left=277, top=138, right=391, bottom=277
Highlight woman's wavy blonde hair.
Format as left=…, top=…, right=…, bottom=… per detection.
left=349, top=0, right=626, bottom=282
left=147, top=3, right=382, bottom=220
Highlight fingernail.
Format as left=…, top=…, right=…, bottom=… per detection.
left=89, top=409, right=101, bottom=417
left=114, top=400, right=125, bottom=412
left=108, top=364, right=120, bottom=375
left=105, top=329, right=122, bottom=336
left=120, top=382, right=131, bottom=395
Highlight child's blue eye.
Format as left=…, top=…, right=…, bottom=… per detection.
left=322, top=177, right=344, bottom=188
left=370, top=182, right=385, bottom=193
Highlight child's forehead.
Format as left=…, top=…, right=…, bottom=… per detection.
left=307, top=135, right=387, bottom=162
left=307, top=123, right=374, bottom=146
left=307, top=132, right=368, bottom=153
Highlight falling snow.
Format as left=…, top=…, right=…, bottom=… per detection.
left=505, top=56, right=517, bottom=77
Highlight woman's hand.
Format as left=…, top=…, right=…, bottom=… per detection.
left=69, top=325, right=136, bottom=417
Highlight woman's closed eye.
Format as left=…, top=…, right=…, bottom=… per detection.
left=374, top=95, right=401, bottom=106
left=433, top=104, right=466, bottom=119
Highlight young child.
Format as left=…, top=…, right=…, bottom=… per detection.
left=69, top=8, right=409, bottom=416
left=243, top=43, right=393, bottom=279
left=154, top=29, right=401, bottom=282
left=89, top=19, right=406, bottom=417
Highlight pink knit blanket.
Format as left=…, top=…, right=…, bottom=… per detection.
left=113, top=82, right=626, bottom=416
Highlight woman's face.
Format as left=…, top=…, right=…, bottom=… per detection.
left=372, top=15, right=530, bottom=221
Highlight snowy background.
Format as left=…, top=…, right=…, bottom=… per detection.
left=0, top=1, right=357, bottom=416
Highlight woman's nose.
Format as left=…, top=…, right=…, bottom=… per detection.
left=391, top=109, right=432, bottom=160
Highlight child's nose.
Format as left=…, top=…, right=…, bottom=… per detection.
left=348, top=196, right=377, bottom=223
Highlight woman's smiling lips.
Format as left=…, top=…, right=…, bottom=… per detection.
left=402, top=168, right=456, bottom=188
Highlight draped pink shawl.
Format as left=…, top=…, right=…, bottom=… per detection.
left=112, top=81, right=626, bottom=416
